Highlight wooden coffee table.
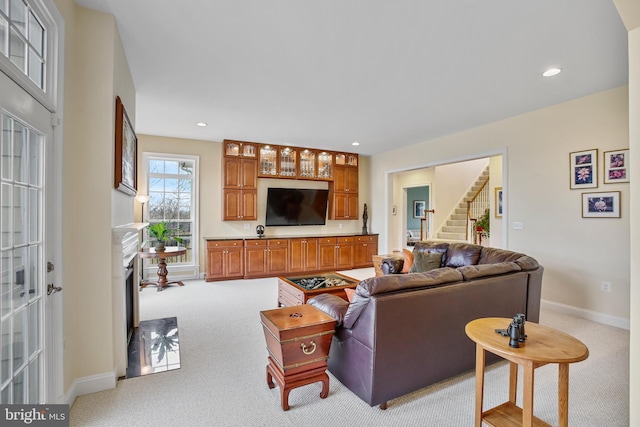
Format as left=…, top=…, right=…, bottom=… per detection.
left=465, top=317, right=589, bottom=427
left=277, top=272, right=359, bottom=307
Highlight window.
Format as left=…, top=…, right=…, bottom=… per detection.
left=144, top=154, right=199, bottom=277
left=0, top=0, right=46, bottom=90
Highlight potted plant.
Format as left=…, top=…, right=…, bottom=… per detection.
left=475, top=208, right=490, bottom=238
left=148, top=221, right=183, bottom=251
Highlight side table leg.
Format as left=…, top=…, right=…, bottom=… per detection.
left=474, top=345, right=485, bottom=427
left=266, top=365, right=275, bottom=389
left=509, top=361, right=518, bottom=404
left=522, top=360, right=535, bottom=427
left=319, top=372, right=329, bottom=399
left=558, top=363, right=569, bottom=427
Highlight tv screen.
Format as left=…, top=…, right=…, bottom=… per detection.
left=265, top=188, right=329, bottom=226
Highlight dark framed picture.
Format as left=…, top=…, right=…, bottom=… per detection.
left=114, top=96, right=137, bottom=196
left=495, top=187, right=503, bottom=218
left=581, top=191, right=620, bottom=218
left=603, top=149, right=629, bottom=184
left=570, top=149, right=598, bottom=189
left=413, top=200, right=426, bottom=218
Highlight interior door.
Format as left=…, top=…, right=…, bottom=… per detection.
left=1, top=69, right=59, bottom=403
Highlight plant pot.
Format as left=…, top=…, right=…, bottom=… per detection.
left=154, top=242, right=166, bottom=252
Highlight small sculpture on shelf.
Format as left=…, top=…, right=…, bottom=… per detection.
left=362, top=203, right=369, bottom=235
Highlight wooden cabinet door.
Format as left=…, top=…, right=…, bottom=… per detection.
left=288, top=239, right=304, bottom=273
left=223, top=158, right=242, bottom=188
left=345, top=167, right=358, bottom=192
left=346, top=193, right=359, bottom=219
left=245, top=242, right=268, bottom=277
left=336, top=238, right=353, bottom=270
left=206, top=247, right=225, bottom=280
left=241, top=189, right=257, bottom=220
left=334, top=165, right=347, bottom=192
left=226, top=246, right=244, bottom=278
left=241, top=159, right=258, bottom=189
left=267, top=240, right=289, bottom=275
left=304, top=238, right=319, bottom=271
left=318, top=240, right=337, bottom=270
left=223, top=189, right=241, bottom=220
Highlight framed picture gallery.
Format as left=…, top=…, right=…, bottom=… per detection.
left=603, top=149, right=629, bottom=184
left=581, top=191, right=620, bottom=218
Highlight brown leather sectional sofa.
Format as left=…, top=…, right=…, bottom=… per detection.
left=308, top=241, right=543, bottom=409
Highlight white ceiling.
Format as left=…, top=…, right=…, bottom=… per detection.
left=74, top=0, right=628, bottom=156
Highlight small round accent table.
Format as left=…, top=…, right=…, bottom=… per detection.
left=465, top=317, right=589, bottom=427
left=139, top=246, right=187, bottom=292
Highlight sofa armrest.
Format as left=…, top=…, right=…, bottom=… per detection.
left=308, top=294, right=350, bottom=326
left=381, top=258, right=404, bottom=274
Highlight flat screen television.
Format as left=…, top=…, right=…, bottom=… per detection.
left=265, top=188, right=329, bottom=226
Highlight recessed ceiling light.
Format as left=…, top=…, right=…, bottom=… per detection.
left=352, top=141, right=360, bottom=146
left=196, top=122, right=207, bottom=127
left=542, top=68, right=562, bottom=77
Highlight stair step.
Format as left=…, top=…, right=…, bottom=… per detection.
left=442, top=226, right=465, bottom=233
left=437, top=232, right=467, bottom=241
left=451, top=214, right=466, bottom=221
left=455, top=208, right=467, bottom=215
left=447, top=220, right=466, bottom=227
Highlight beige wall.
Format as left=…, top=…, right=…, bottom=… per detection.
left=371, top=87, right=630, bottom=323
left=137, top=135, right=372, bottom=273
left=54, top=0, right=136, bottom=392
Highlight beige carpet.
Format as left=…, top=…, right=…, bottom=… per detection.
left=70, top=268, right=629, bottom=426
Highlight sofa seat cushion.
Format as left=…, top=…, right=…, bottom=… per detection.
left=409, top=251, right=444, bottom=273
left=445, top=243, right=482, bottom=267
left=457, top=262, right=521, bottom=280
left=342, top=268, right=463, bottom=328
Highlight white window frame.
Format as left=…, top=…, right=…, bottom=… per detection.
left=0, top=0, right=59, bottom=112
left=141, top=152, right=200, bottom=280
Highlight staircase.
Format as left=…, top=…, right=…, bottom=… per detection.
left=436, top=167, right=490, bottom=242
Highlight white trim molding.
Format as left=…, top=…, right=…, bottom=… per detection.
left=64, top=371, right=117, bottom=407
left=541, top=299, right=630, bottom=330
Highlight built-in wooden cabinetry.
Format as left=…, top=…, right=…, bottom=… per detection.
left=222, top=140, right=258, bottom=221
left=204, top=234, right=377, bottom=281
left=205, top=240, right=244, bottom=281
left=288, top=238, right=319, bottom=273
left=244, top=239, right=289, bottom=278
left=223, top=139, right=358, bottom=221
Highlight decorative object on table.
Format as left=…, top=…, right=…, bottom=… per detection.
left=362, top=203, right=368, bottom=235
left=569, top=148, right=598, bottom=189
left=114, top=96, right=138, bottom=196
left=148, top=221, right=183, bottom=251
left=494, top=187, right=503, bottom=218
left=603, top=148, right=629, bottom=184
left=581, top=191, right=621, bottom=218
left=135, top=194, right=150, bottom=222
left=413, top=200, right=426, bottom=218
left=256, top=224, right=265, bottom=238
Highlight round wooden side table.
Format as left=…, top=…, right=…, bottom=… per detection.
left=139, top=246, right=187, bottom=291
left=465, top=317, right=589, bottom=427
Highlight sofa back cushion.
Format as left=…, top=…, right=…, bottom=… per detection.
left=478, top=246, right=525, bottom=264
left=409, top=251, right=445, bottom=273
left=444, top=243, right=482, bottom=267
left=457, top=262, right=521, bottom=280
left=343, top=268, right=463, bottom=328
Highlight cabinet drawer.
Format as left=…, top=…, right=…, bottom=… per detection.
left=318, top=237, right=336, bottom=245
left=245, top=240, right=268, bottom=247
left=337, top=236, right=354, bottom=244
left=207, top=240, right=243, bottom=248
left=268, top=239, right=288, bottom=247
left=355, top=236, right=377, bottom=243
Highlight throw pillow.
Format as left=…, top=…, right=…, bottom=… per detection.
left=401, top=249, right=414, bottom=273
left=409, top=251, right=444, bottom=273
left=344, top=288, right=356, bottom=302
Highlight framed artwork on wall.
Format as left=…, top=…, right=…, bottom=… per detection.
left=603, top=149, right=629, bottom=184
left=569, top=149, right=598, bottom=189
left=114, top=96, right=137, bottom=196
left=413, top=200, right=426, bottom=218
left=581, top=191, right=620, bottom=218
left=495, top=187, right=503, bottom=218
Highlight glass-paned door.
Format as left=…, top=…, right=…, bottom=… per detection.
left=0, top=111, right=43, bottom=403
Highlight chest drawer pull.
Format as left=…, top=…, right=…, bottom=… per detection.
left=300, top=340, right=317, bottom=355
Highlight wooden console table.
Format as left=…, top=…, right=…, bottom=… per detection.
left=139, top=247, right=187, bottom=292
left=465, top=317, right=589, bottom=427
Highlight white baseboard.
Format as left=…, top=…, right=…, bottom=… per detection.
left=541, top=299, right=630, bottom=330
left=65, top=371, right=117, bottom=407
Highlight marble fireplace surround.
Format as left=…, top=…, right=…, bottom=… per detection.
left=112, top=223, right=147, bottom=377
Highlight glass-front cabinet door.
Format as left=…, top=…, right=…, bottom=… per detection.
left=317, top=151, right=333, bottom=180
left=224, top=140, right=257, bottom=158
left=258, top=145, right=278, bottom=177
left=278, top=147, right=297, bottom=178
left=335, top=152, right=358, bottom=167
left=298, top=149, right=316, bottom=179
